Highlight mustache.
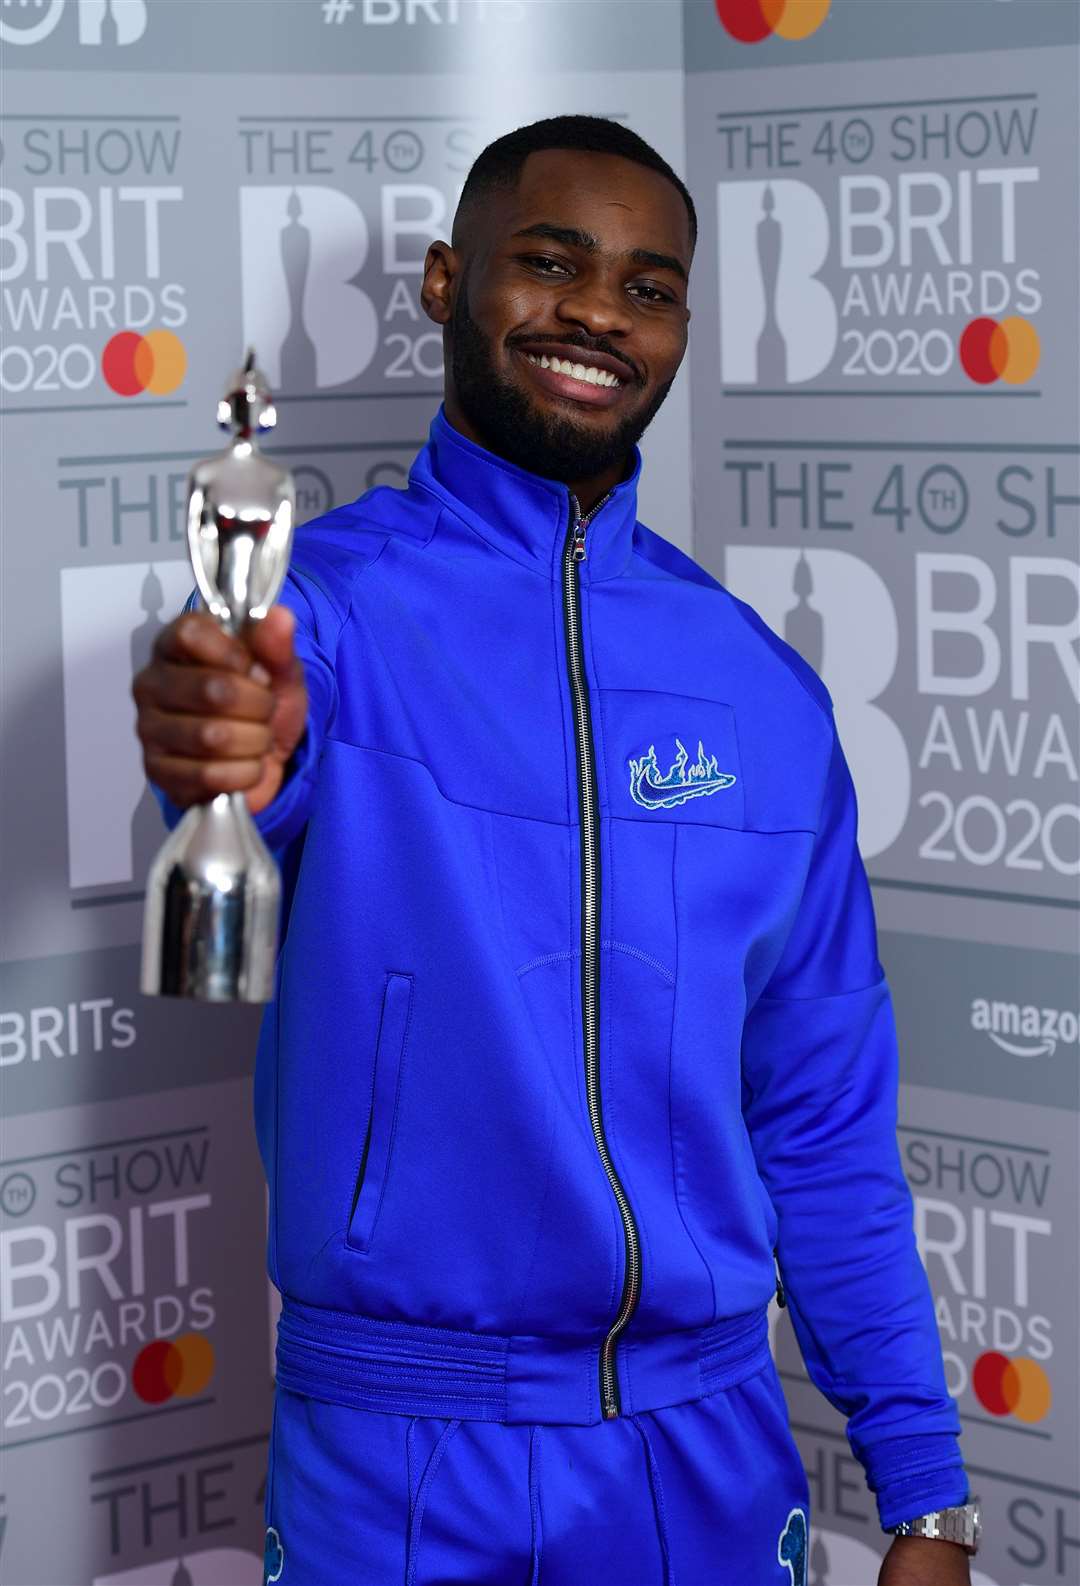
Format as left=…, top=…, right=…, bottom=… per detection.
left=507, top=333, right=642, bottom=384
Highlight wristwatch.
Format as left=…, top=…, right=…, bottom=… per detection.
left=888, top=1496, right=981, bottom=1555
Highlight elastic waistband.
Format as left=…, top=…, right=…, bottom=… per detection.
left=275, top=1298, right=771, bottom=1425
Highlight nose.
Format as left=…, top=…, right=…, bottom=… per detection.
left=554, top=270, right=634, bottom=341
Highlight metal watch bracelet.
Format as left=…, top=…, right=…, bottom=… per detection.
left=888, top=1496, right=982, bottom=1555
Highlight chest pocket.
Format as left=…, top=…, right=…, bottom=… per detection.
left=598, top=690, right=745, bottom=830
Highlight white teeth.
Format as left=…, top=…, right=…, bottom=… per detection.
left=525, top=351, right=621, bottom=389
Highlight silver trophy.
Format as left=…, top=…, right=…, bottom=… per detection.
left=140, top=351, right=296, bottom=1003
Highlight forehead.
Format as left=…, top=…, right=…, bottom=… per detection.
left=495, top=148, right=691, bottom=259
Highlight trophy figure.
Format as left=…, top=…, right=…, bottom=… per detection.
left=141, top=351, right=296, bottom=1003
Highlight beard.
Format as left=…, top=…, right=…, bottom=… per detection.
left=449, top=273, right=675, bottom=485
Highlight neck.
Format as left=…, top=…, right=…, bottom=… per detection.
left=566, top=465, right=625, bottom=518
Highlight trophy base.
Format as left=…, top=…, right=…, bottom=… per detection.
left=141, top=792, right=281, bottom=1003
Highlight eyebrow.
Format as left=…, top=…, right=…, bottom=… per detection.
left=511, top=222, right=688, bottom=284
left=630, top=247, right=689, bottom=283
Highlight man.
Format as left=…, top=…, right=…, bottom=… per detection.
left=135, top=116, right=978, bottom=1586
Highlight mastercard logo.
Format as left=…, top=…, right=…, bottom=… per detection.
left=959, top=316, right=1040, bottom=386
left=972, top=1351, right=1051, bottom=1424
left=715, top=0, right=831, bottom=42
left=132, top=1332, right=215, bottom=1405
left=102, top=329, right=187, bottom=397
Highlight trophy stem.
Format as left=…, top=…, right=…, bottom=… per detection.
left=141, top=791, right=281, bottom=1003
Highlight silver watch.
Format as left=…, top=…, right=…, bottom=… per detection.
left=888, top=1496, right=981, bottom=1555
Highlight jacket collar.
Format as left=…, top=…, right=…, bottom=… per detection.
left=409, top=404, right=641, bottom=582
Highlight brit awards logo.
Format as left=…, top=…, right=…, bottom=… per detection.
left=238, top=111, right=455, bottom=395
left=0, top=115, right=187, bottom=411
left=0, top=1127, right=216, bottom=1447
left=715, top=95, right=1047, bottom=392
left=0, top=0, right=147, bottom=46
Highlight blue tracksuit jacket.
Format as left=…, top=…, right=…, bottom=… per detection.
left=162, top=405, right=967, bottom=1537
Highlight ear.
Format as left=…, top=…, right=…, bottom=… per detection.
left=421, top=241, right=459, bottom=327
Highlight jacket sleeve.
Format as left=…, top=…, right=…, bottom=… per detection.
left=151, top=563, right=343, bottom=862
left=740, top=706, right=969, bottom=1530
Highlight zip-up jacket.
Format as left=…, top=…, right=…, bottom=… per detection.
left=159, top=405, right=967, bottom=1528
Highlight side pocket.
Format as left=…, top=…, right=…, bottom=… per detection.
left=346, top=971, right=414, bottom=1253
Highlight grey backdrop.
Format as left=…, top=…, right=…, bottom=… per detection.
left=1, top=3, right=1076, bottom=1583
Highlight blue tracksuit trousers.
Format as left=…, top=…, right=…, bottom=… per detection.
left=263, top=1361, right=812, bottom=1586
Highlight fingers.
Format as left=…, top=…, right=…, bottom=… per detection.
left=134, top=662, right=274, bottom=722
left=142, top=749, right=267, bottom=803
left=134, top=671, right=276, bottom=806
left=245, top=604, right=300, bottom=683
left=137, top=706, right=273, bottom=763
left=135, top=606, right=304, bottom=810
left=154, top=612, right=254, bottom=674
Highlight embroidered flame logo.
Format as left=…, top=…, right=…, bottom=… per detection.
left=628, top=737, right=737, bottom=811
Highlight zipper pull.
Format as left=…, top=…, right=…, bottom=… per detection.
left=569, top=493, right=587, bottom=561
left=774, top=1248, right=786, bottom=1309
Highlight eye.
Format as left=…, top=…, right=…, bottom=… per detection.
left=628, top=282, right=675, bottom=304
left=522, top=253, right=572, bottom=275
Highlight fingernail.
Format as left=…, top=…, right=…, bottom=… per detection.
left=249, top=663, right=272, bottom=687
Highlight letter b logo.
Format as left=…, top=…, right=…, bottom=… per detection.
left=717, top=179, right=837, bottom=385
left=240, top=186, right=378, bottom=392
left=724, top=547, right=910, bottom=857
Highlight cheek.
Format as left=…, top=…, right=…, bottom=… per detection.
left=471, top=278, right=547, bottom=340
left=647, top=323, right=687, bottom=379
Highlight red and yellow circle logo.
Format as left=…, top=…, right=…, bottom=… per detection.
left=102, top=329, right=187, bottom=397
left=958, top=316, right=1040, bottom=386
left=715, top=0, right=831, bottom=42
left=972, top=1352, right=1051, bottom=1423
left=132, top=1332, right=215, bottom=1405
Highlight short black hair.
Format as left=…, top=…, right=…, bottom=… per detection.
left=452, top=114, right=697, bottom=252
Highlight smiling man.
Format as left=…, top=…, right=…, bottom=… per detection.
left=430, top=142, right=690, bottom=513
left=135, top=117, right=979, bottom=1586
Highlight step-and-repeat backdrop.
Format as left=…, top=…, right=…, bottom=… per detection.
left=686, top=6, right=1079, bottom=1585
left=0, top=3, right=1076, bottom=1583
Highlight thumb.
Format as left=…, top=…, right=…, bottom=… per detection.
left=245, top=603, right=299, bottom=682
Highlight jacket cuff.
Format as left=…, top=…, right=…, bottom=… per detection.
left=859, top=1432, right=970, bottom=1530
left=151, top=781, right=186, bottom=834
left=252, top=723, right=320, bottom=854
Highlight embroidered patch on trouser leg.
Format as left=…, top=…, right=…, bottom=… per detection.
left=778, top=1507, right=808, bottom=1586
left=263, top=1525, right=284, bottom=1583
